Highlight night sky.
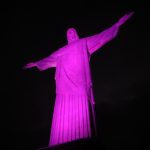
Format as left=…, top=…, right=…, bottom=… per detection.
left=3, top=0, right=149, bottom=150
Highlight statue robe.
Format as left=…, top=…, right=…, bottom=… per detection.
left=35, top=23, right=119, bottom=147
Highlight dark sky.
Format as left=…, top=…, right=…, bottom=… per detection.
left=3, top=1, right=149, bottom=150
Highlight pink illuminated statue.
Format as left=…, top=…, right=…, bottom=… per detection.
left=24, top=12, right=134, bottom=147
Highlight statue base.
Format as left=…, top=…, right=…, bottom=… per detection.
left=36, top=138, right=105, bottom=150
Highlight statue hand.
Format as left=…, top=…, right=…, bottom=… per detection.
left=117, top=11, right=134, bottom=27
left=23, top=62, right=37, bottom=69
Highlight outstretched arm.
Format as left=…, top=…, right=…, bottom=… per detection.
left=86, top=11, right=134, bottom=54
left=23, top=46, right=69, bottom=71
left=23, top=54, right=57, bottom=71
left=23, top=48, right=61, bottom=71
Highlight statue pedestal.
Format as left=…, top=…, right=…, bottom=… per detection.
left=36, top=138, right=105, bottom=150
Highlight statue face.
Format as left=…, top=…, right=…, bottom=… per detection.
left=66, top=28, right=79, bottom=43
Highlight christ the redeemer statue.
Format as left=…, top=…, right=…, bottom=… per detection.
left=24, top=12, right=134, bottom=147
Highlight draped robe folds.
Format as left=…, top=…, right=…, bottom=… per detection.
left=35, top=24, right=119, bottom=147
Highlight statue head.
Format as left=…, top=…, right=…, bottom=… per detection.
left=66, top=27, right=79, bottom=44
